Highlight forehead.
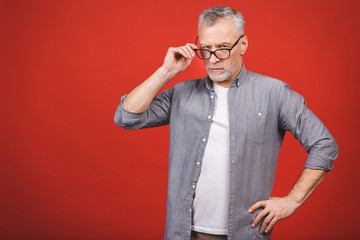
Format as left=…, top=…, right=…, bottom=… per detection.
left=198, top=17, right=238, bottom=44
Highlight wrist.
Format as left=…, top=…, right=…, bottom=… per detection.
left=158, top=65, right=178, bottom=80
left=286, top=192, right=304, bottom=209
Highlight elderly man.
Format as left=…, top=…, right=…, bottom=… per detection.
left=114, top=6, right=338, bottom=240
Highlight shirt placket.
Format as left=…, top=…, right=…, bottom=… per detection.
left=227, top=79, right=239, bottom=239
left=185, top=88, right=216, bottom=238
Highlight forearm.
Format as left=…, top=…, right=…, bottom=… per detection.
left=123, top=66, right=177, bottom=113
left=287, top=168, right=327, bottom=208
left=122, top=43, right=197, bottom=113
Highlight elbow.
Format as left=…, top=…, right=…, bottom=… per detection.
left=114, top=95, right=144, bottom=129
left=113, top=113, right=131, bottom=129
left=114, top=111, right=123, bottom=127
left=332, top=139, right=339, bottom=161
left=305, top=137, right=339, bottom=171
left=113, top=109, right=129, bottom=128
left=113, top=109, right=143, bottom=130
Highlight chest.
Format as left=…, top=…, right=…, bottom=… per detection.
left=170, top=85, right=278, bottom=145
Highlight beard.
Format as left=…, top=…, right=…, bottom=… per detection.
left=207, top=69, right=233, bottom=82
left=206, top=60, right=242, bottom=83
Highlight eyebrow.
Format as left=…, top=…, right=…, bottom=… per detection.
left=200, top=41, right=231, bottom=48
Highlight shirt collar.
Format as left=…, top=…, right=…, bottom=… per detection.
left=205, top=64, right=248, bottom=90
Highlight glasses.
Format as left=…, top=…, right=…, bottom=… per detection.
left=194, top=35, right=244, bottom=60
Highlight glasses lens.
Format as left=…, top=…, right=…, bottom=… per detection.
left=199, top=50, right=210, bottom=59
left=215, top=50, right=230, bottom=59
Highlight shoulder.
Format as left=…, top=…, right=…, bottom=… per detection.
left=172, top=78, right=207, bottom=92
left=246, top=70, right=286, bottom=88
left=244, top=70, right=291, bottom=97
left=168, top=78, right=209, bottom=103
left=246, top=71, right=306, bottom=108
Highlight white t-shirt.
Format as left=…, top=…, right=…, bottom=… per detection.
left=192, top=83, right=230, bottom=235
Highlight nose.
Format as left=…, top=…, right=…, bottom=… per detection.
left=208, top=53, right=220, bottom=64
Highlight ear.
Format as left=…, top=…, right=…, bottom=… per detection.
left=240, top=35, right=248, bottom=56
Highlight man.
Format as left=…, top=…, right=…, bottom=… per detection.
left=114, top=7, right=338, bottom=240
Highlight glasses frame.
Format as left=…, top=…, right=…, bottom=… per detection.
left=194, top=35, right=244, bottom=60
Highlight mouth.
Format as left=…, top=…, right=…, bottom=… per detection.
left=208, top=68, right=224, bottom=74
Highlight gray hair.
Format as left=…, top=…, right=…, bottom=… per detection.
left=198, top=7, right=245, bottom=36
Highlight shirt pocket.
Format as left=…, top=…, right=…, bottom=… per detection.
left=246, top=109, right=270, bottom=144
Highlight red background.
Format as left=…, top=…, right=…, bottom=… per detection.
left=1, top=0, right=359, bottom=239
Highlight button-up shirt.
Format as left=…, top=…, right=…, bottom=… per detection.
left=114, top=65, right=339, bottom=240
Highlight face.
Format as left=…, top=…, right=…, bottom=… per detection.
left=198, top=18, right=248, bottom=85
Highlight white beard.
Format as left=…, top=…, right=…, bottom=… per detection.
left=206, top=59, right=242, bottom=83
left=208, top=70, right=233, bottom=82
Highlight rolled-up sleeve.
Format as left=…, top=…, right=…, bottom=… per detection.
left=278, top=83, right=339, bottom=171
left=114, top=88, right=173, bottom=130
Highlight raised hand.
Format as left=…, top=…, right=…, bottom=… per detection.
left=161, top=43, right=198, bottom=75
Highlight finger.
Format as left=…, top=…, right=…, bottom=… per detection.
left=260, top=213, right=274, bottom=234
left=248, top=200, right=267, bottom=213
left=184, top=44, right=196, bottom=57
left=251, top=208, right=269, bottom=228
left=186, top=43, right=198, bottom=52
left=174, top=48, right=191, bottom=59
left=189, top=43, right=198, bottom=49
left=265, top=216, right=278, bottom=233
left=180, top=46, right=194, bottom=59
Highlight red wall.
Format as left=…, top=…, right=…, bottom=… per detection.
left=1, top=0, right=359, bottom=239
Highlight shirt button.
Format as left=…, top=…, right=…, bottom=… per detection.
left=202, top=138, right=207, bottom=142
left=196, top=161, right=201, bottom=166
left=210, top=95, right=214, bottom=99
left=189, top=209, right=192, bottom=212
left=192, top=184, right=196, bottom=189
left=208, top=115, right=212, bottom=119
left=258, top=112, right=262, bottom=116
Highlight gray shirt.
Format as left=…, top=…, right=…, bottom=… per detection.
left=114, top=65, right=339, bottom=240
